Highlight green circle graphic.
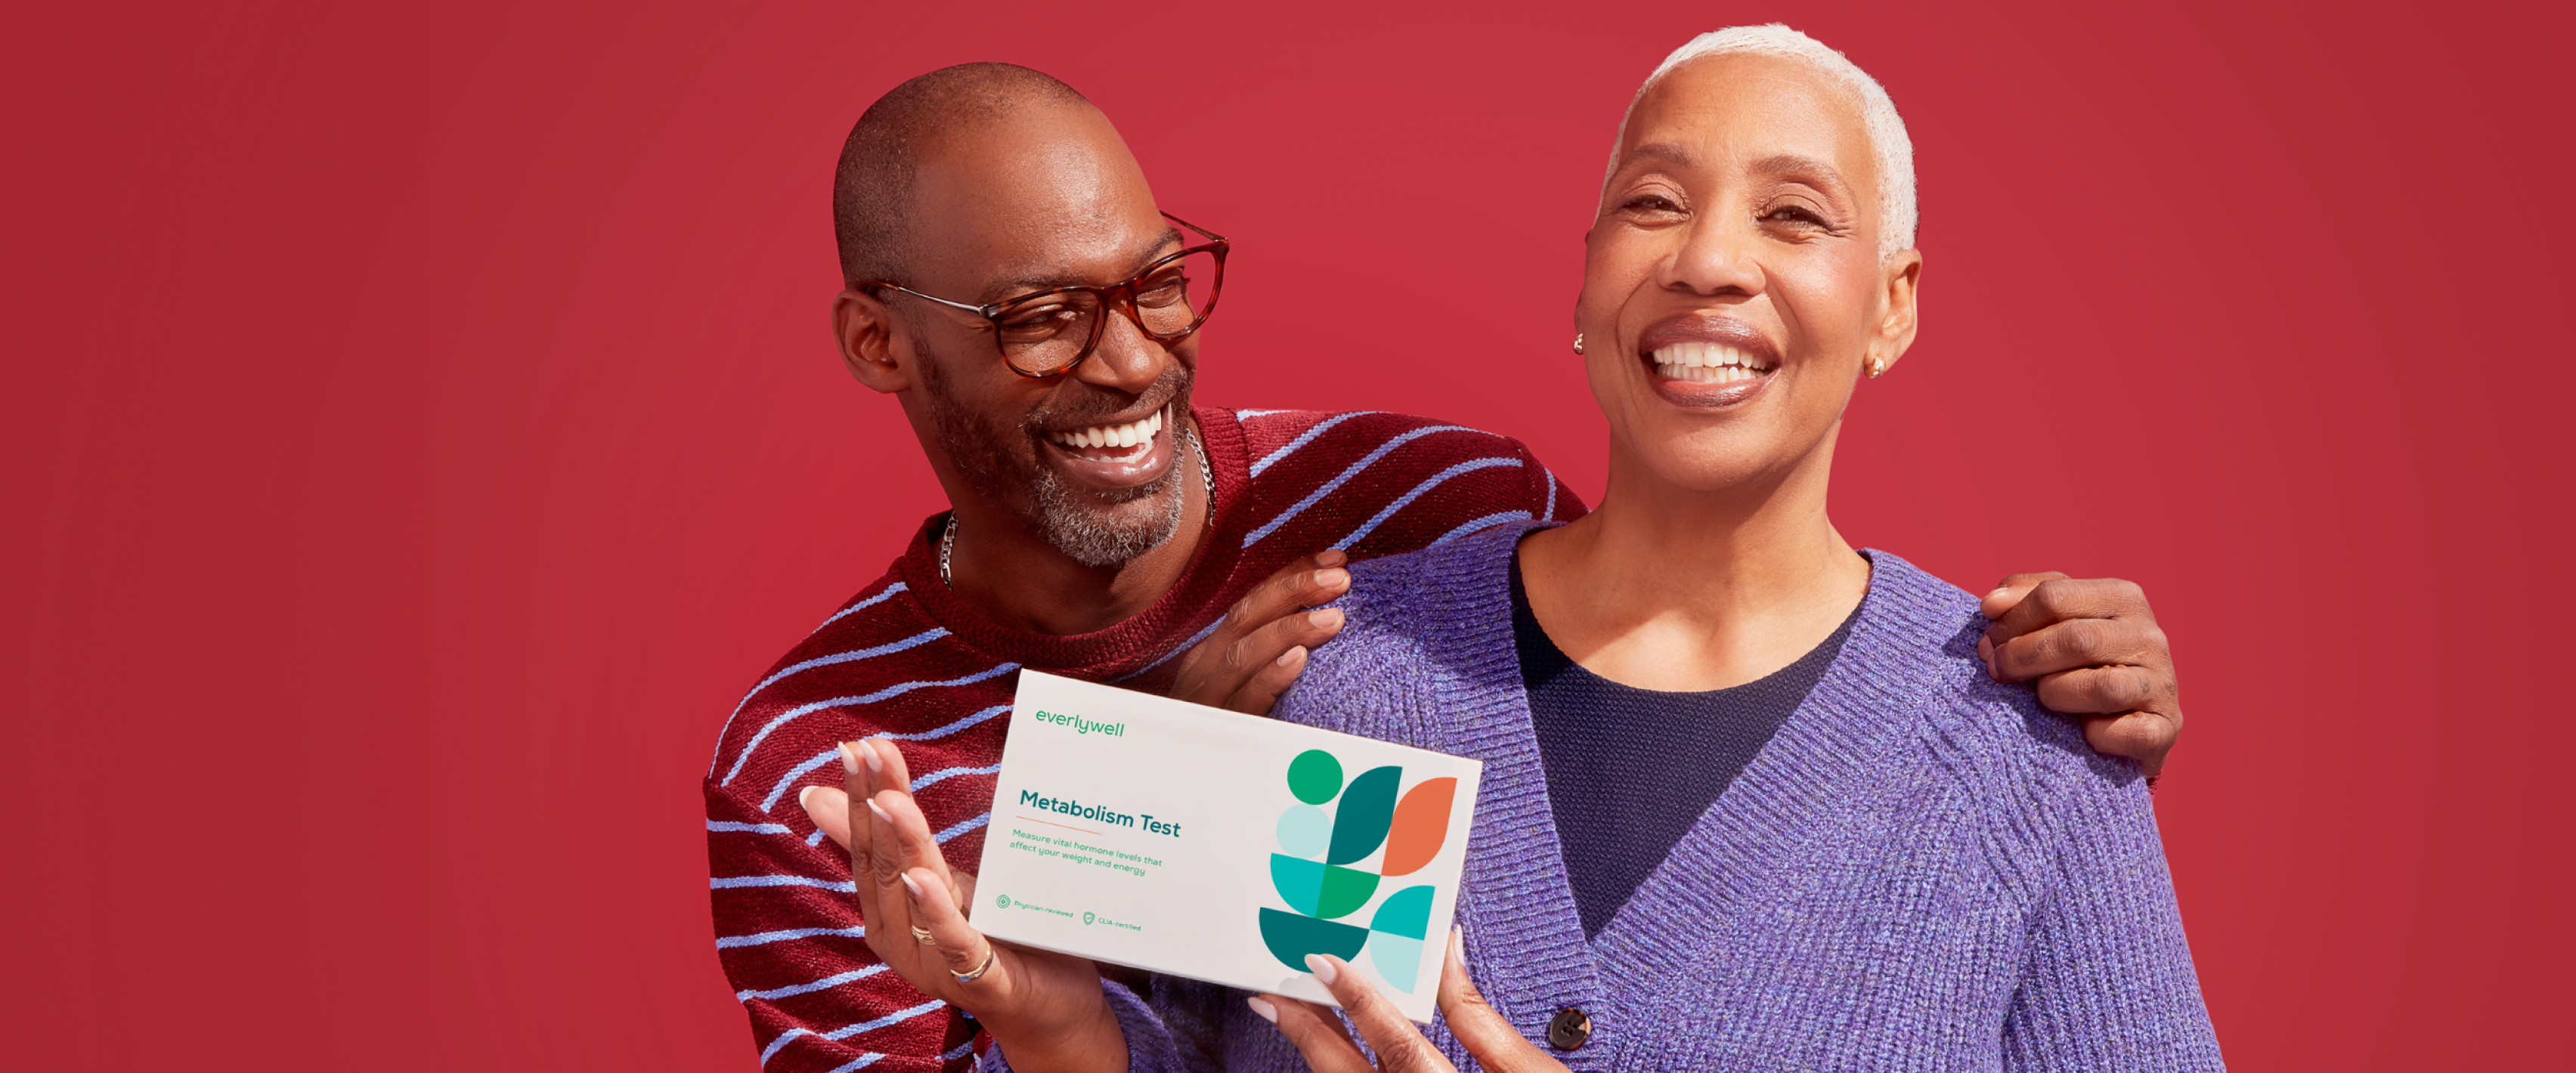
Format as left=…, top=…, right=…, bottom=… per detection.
left=995, top=894, right=1009, bottom=909
left=1286, top=749, right=1344, bottom=805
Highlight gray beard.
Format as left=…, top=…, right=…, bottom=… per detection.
left=917, top=334, right=1191, bottom=568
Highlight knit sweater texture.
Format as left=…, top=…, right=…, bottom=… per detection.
left=1088, top=524, right=2223, bottom=1072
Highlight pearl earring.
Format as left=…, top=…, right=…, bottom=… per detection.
left=1866, top=358, right=1886, bottom=378
left=1572, top=333, right=1585, bottom=354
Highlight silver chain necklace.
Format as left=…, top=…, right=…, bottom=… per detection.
left=940, top=423, right=1212, bottom=588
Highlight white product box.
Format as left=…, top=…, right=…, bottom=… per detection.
left=971, top=670, right=1483, bottom=1023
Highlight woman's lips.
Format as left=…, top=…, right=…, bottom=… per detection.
left=1038, top=404, right=1175, bottom=488
left=1643, top=340, right=1776, bottom=408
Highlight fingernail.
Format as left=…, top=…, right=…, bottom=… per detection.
left=862, top=740, right=884, bottom=774
left=838, top=742, right=860, bottom=776
left=1275, top=645, right=1303, bottom=667
left=1449, top=926, right=1467, bottom=971
left=1308, top=608, right=1340, bottom=628
left=899, top=872, right=923, bottom=900
left=1246, top=997, right=1278, bottom=1024
left=866, top=798, right=893, bottom=824
left=1314, top=567, right=1348, bottom=589
left=1316, top=549, right=1347, bottom=567
left=1985, top=586, right=2012, bottom=602
left=1303, top=954, right=1339, bottom=985
left=797, top=785, right=819, bottom=812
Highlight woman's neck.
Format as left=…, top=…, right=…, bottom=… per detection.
left=1518, top=426, right=1869, bottom=692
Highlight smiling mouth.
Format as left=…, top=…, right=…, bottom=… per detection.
left=1649, top=342, right=1776, bottom=383
left=1045, top=406, right=1167, bottom=463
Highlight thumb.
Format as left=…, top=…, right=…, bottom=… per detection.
left=1980, top=572, right=2069, bottom=621
left=1437, top=929, right=1562, bottom=1071
left=798, top=784, right=853, bottom=850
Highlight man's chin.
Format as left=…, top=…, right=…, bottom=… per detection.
left=1034, top=473, right=1188, bottom=569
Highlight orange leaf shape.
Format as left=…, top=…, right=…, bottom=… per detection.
left=1379, top=777, right=1457, bottom=877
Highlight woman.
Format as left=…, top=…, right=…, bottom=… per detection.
left=813, top=25, right=2221, bottom=1071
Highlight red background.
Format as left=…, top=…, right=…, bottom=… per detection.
left=5, top=2, right=2568, bottom=1068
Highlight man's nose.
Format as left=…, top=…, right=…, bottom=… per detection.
left=1660, top=217, right=1766, bottom=298
left=1071, top=307, right=1171, bottom=394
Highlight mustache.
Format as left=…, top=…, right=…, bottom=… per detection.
left=1022, top=361, right=1194, bottom=431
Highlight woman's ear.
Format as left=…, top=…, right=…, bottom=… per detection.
left=831, top=289, right=914, bottom=394
left=1866, top=249, right=1923, bottom=376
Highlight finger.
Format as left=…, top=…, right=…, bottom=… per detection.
left=1250, top=994, right=1373, bottom=1073
left=2078, top=710, right=2181, bottom=777
left=1435, top=929, right=1555, bottom=1071
left=856, top=741, right=921, bottom=957
left=1979, top=572, right=2068, bottom=620
left=1305, top=954, right=1454, bottom=1072
left=2033, top=665, right=2166, bottom=716
left=903, top=867, right=995, bottom=991
left=1172, top=552, right=1351, bottom=699
left=797, top=784, right=853, bottom=850
left=1223, top=644, right=1310, bottom=719
left=1983, top=577, right=2153, bottom=653
left=836, top=741, right=899, bottom=959
left=1992, top=617, right=2167, bottom=683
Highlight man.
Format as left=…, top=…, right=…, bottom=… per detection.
left=705, top=63, right=2186, bottom=1072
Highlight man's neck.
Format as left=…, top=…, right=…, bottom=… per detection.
left=940, top=434, right=1211, bottom=636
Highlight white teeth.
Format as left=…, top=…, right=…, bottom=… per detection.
left=1051, top=407, right=1167, bottom=453
left=1649, top=343, right=1773, bottom=371
left=1654, top=362, right=1761, bottom=383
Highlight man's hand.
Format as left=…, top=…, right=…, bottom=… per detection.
left=1979, top=573, right=2182, bottom=778
left=1167, top=550, right=1351, bottom=716
left=797, top=739, right=1125, bottom=1073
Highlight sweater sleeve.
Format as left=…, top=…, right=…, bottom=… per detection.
left=1998, top=750, right=2225, bottom=1070
left=706, top=780, right=981, bottom=1071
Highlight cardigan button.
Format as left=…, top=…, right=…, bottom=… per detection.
left=1547, top=1007, right=1591, bottom=1050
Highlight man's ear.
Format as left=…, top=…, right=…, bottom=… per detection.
left=831, top=289, right=912, bottom=394
left=1866, top=249, right=1923, bottom=376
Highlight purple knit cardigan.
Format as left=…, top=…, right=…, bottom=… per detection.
left=1058, top=525, right=2221, bottom=1071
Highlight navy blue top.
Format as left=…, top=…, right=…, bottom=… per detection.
left=1512, top=553, right=1859, bottom=938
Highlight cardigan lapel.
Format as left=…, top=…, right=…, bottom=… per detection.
left=1586, top=552, right=1956, bottom=997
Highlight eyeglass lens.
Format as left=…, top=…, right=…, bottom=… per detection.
left=995, top=248, right=1221, bottom=375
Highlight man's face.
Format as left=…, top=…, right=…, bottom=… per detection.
left=893, top=104, right=1199, bottom=567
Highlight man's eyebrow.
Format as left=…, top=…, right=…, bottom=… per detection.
left=986, top=227, right=1187, bottom=301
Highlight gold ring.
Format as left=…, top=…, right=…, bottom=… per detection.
left=949, top=945, right=998, bottom=984
left=910, top=926, right=937, bottom=946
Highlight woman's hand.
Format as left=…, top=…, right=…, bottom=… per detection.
left=798, top=738, right=1125, bottom=1073
left=1249, top=930, right=1567, bottom=1073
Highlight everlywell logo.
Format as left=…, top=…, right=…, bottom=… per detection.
left=1259, top=748, right=1457, bottom=993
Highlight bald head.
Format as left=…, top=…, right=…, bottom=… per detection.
left=833, top=63, right=1096, bottom=289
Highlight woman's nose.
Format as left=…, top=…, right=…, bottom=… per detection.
left=1659, top=217, right=1766, bottom=297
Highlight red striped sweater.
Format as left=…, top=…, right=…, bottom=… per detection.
left=704, top=407, right=1582, bottom=1071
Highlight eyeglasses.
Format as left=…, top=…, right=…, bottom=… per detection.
left=868, top=212, right=1229, bottom=379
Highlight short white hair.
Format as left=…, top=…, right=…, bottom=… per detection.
left=1606, top=24, right=1917, bottom=262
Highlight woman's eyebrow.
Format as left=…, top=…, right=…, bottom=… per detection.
left=1748, top=154, right=1849, bottom=192
left=1623, top=141, right=1699, bottom=170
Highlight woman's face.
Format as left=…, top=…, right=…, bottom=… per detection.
left=1577, top=53, right=1919, bottom=494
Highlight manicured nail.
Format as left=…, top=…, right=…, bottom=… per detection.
left=1304, top=954, right=1340, bottom=985
left=1246, top=997, right=1279, bottom=1024
left=797, top=785, right=820, bottom=812
left=1449, top=926, right=1467, bottom=971
left=862, top=739, right=884, bottom=774
left=866, top=798, right=893, bottom=824
left=899, top=872, right=923, bottom=900
left=838, top=742, right=860, bottom=776
left=1276, top=645, right=1303, bottom=667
